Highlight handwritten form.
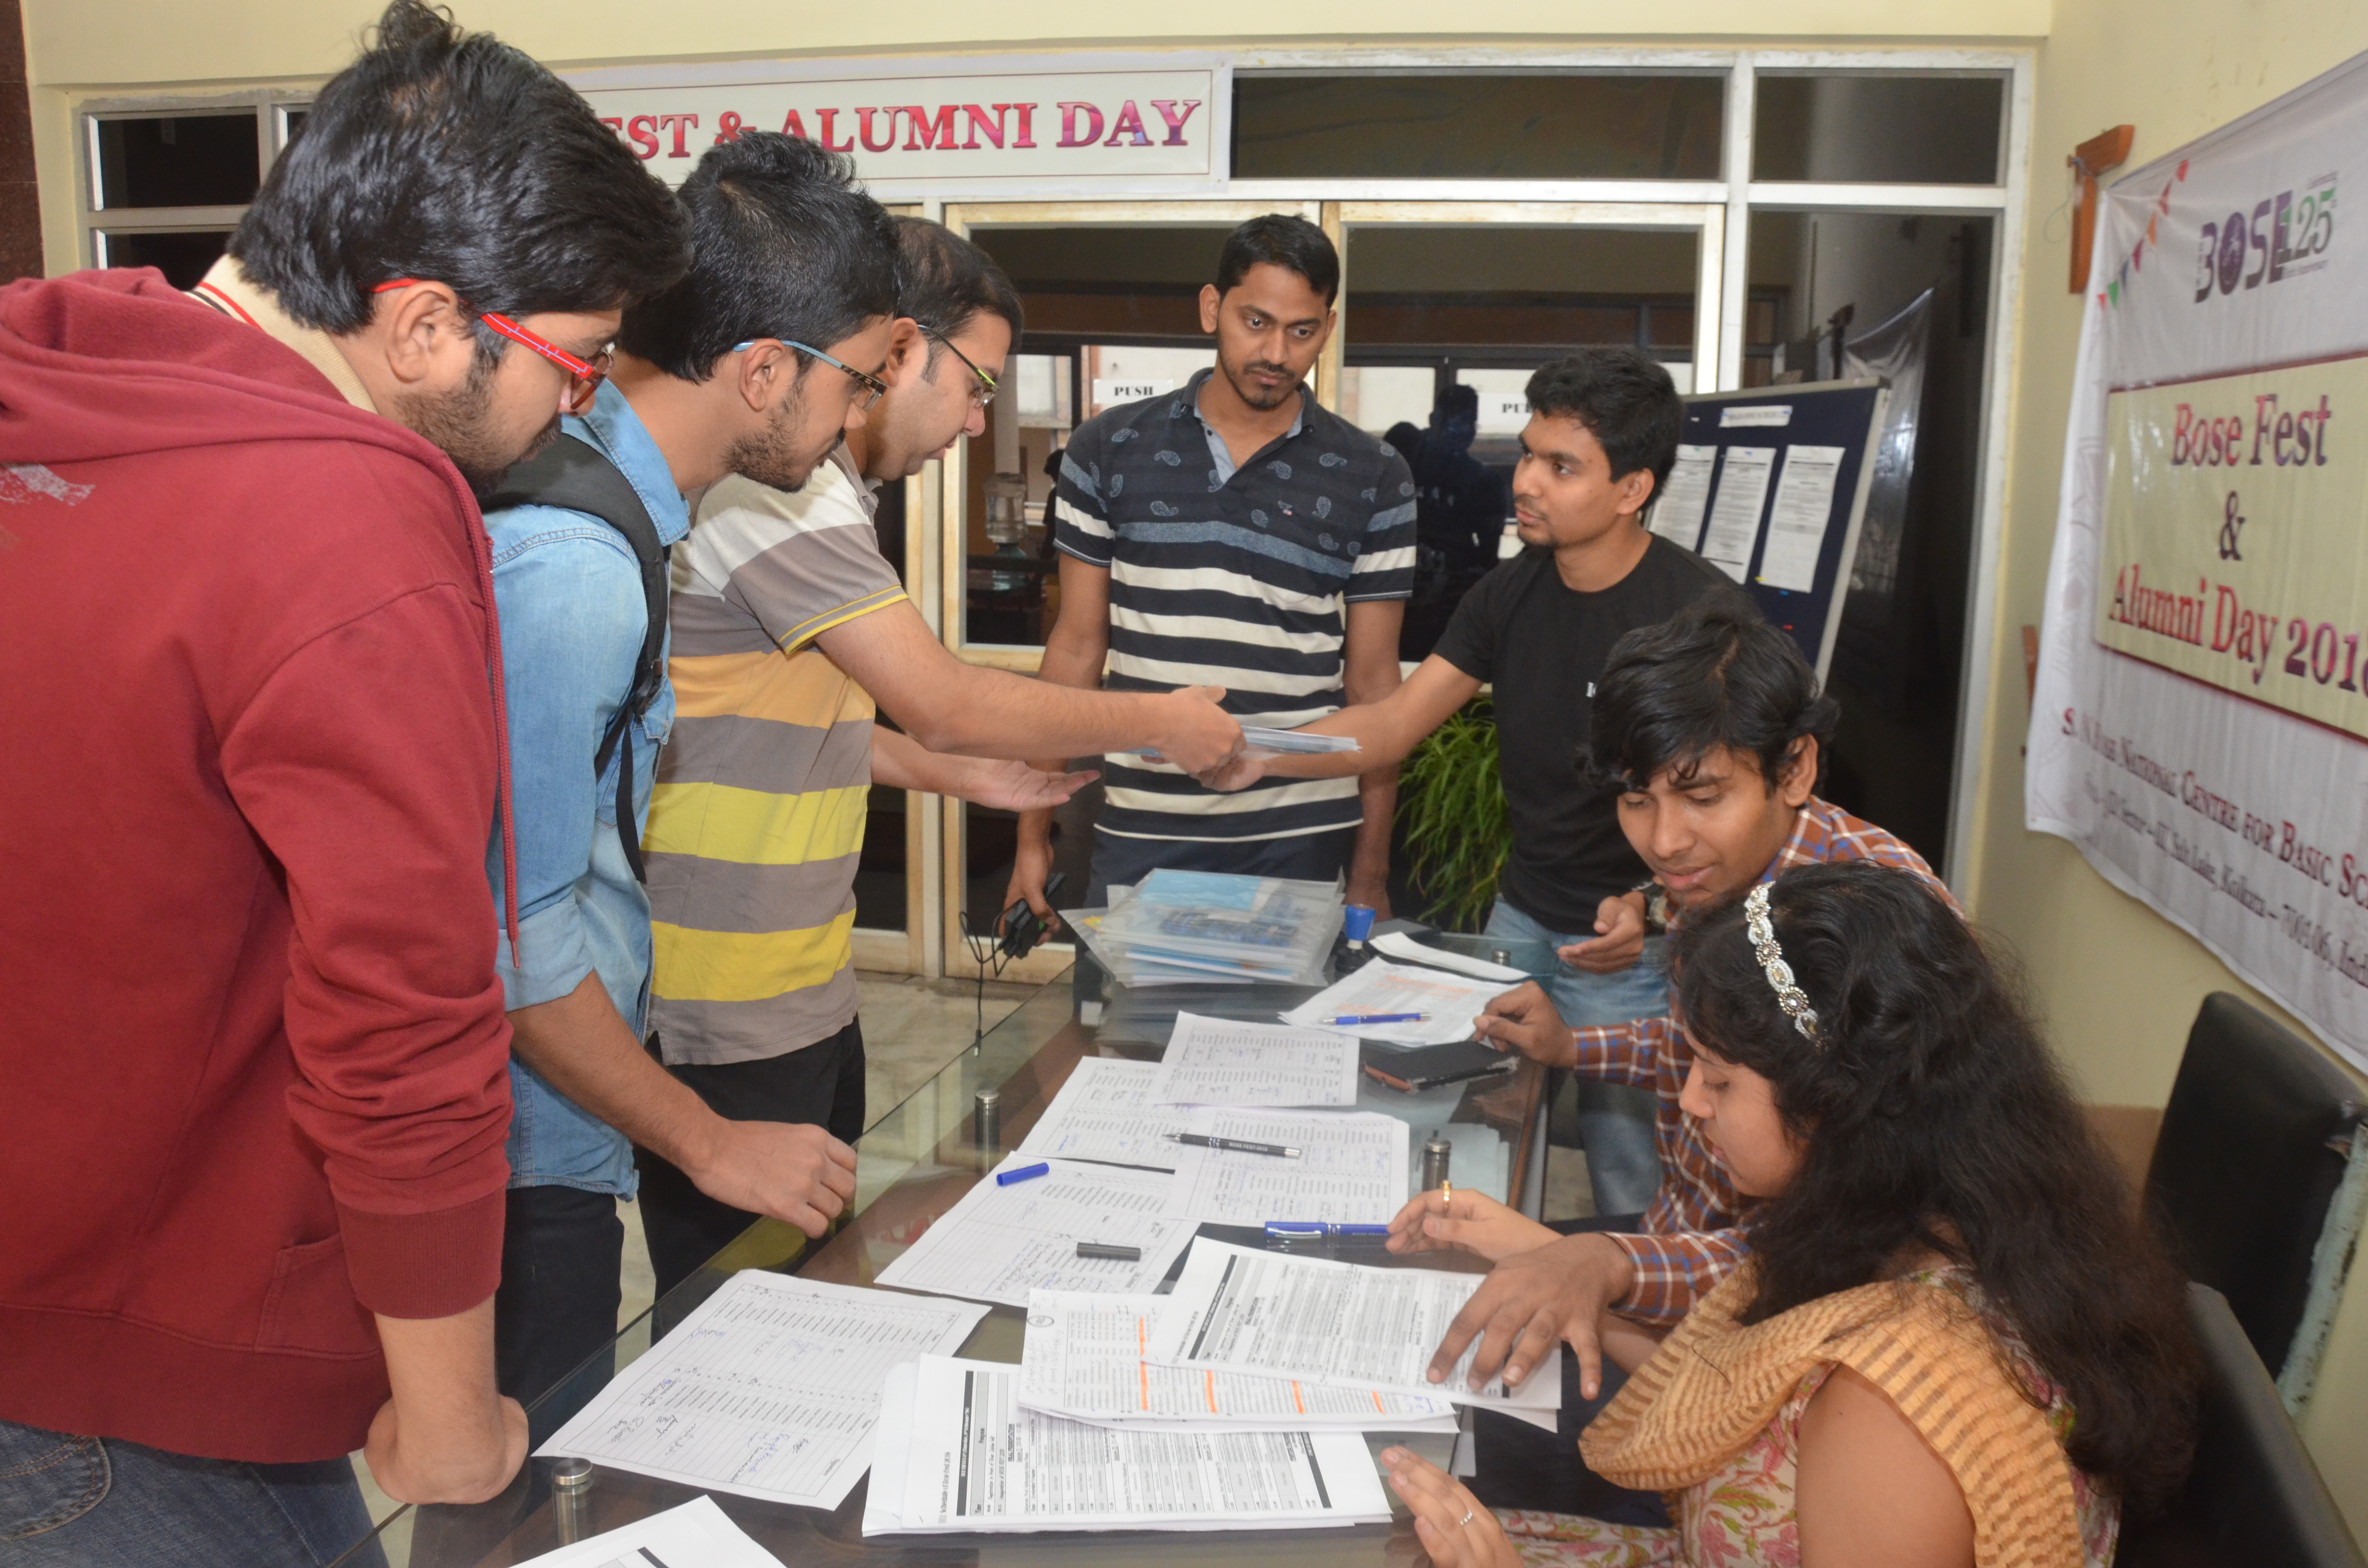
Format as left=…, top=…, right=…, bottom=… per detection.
left=535, top=1271, right=986, bottom=1511
left=1756, top=443, right=1846, bottom=591
left=1164, top=1110, right=1410, bottom=1225
left=1013, top=1057, right=1190, bottom=1166
left=1018, top=1291, right=1456, bottom=1432
left=1280, top=960, right=1514, bottom=1046
left=1149, top=1240, right=1561, bottom=1420
left=873, top=1155, right=1197, bottom=1308
left=1146, top=1013, right=1361, bottom=1107
left=1699, top=444, right=1776, bottom=581
left=864, top=1357, right=1391, bottom=1535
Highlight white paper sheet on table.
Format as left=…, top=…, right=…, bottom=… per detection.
left=1647, top=442, right=1717, bottom=547
left=1017, top=1290, right=1457, bottom=1431
left=535, top=1272, right=986, bottom=1513
left=509, top=1495, right=784, bottom=1568
left=1280, top=960, right=1514, bottom=1046
left=1698, top=444, right=1776, bottom=581
left=1369, top=931, right=1529, bottom=983
left=863, top=1356, right=1392, bottom=1535
left=872, top=1155, right=1197, bottom=1308
left=1755, top=443, right=1845, bottom=591
left=1012, top=1057, right=1190, bottom=1165
left=1146, top=1012, right=1361, bottom=1107
left=1148, top=1240, right=1562, bottom=1420
left=1164, top=1110, right=1410, bottom=1225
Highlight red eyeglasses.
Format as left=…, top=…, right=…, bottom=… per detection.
left=373, top=279, right=612, bottom=416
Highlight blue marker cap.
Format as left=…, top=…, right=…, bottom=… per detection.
left=995, top=1161, right=1051, bottom=1187
left=1342, top=904, right=1377, bottom=944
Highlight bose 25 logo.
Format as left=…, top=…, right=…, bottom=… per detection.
left=2196, top=175, right=2337, bottom=301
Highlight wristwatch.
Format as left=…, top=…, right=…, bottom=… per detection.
left=1629, top=878, right=1671, bottom=937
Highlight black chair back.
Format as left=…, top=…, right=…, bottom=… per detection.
left=2118, top=1284, right=2365, bottom=1568
left=2143, top=993, right=2364, bottom=1377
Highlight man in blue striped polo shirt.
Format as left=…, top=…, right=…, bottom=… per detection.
left=1007, top=214, right=1417, bottom=925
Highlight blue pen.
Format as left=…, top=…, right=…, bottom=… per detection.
left=995, top=1161, right=1051, bottom=1187
left=1321, top=1011, right=1429, bottom=1026
left=1264, top=1221, right=1391, bottom=1239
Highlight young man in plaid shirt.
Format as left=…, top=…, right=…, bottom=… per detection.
left=1413, top=596, right=1955, bottom=1519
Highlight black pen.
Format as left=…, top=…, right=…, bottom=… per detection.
left=1165, top=1132, right=1302, bottom=1159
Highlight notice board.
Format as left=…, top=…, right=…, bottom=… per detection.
left=1644, top=378, right=1889, bottom=679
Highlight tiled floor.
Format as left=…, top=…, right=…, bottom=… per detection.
left=353, top=970, right=1037, bottom=1537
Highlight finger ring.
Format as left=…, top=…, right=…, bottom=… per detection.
left=1458, top=1509, right=1476, bottom=1527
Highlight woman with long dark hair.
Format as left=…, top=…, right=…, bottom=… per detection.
left=1381, top=860, right=2199, bottom=1566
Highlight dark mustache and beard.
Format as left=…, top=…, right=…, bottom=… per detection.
left=721, top=379, right=835, bottom=493
left=395, top=341, right=563, bottom=498
left=1221, top=350, right=1301, bottom=411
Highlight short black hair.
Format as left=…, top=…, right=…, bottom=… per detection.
left=617, top=132, right=899, bottom=382
left=1215, top=213, right=1339, bottom=305
left=228, top=0, right=688, bottom=335
left=1524, top=348, right=1685, bottom=493
left=1585, top=595, right=1839, bottom=793
left=894, top=217, right=1024, bottom=359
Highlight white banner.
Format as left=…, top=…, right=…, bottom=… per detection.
left=562, top=53, right=1229, bottom=194
left=2028, top=49, right=2368, bottom=1066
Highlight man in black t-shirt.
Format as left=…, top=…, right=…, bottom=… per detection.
left=1198, top=348, right=1743, bottom=1213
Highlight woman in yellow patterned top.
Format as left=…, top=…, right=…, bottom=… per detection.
left=1382, top=860, right=2199, bottom=1568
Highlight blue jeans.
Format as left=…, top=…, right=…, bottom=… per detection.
left=0, top=1418, right=385, bottom=1568
left=1485, top=898, right=1670, bottom=1217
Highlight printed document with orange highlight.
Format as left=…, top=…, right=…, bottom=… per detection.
left=1016, top=1290, right=1457, bottom=1433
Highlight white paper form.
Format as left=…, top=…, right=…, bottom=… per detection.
left=1755, top=443, right=1846, bottom=591
left=1369, top=931, right=1528, bottom=983
left=1146, top=1013, right=1361, bottom=1107
left=1013, top=1057, right=1190, bottom=1167
left=1148, top=1240, right=1561, bottom=1418
left=1164, top=1110, right=1410, bottom=1225
left=864, top=1356, right=1391, bottom=1535
left=873, top=1156, right=1197, bottom=1308
left=1018, top=1291, right=1457, bottom=1432
left=510, top=1495, right=784, bottom=1568
left=1698, top=445, right=1777, bottom=582
left=535, top=1272, right=987, bottom=1512
left=1279, top=959, right=1517, bottom=1046
left=1647, top=442, right=1717, bottom=547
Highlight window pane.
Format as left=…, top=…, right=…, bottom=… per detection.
left=1751, top=75, right=2004, bottom=185
left=93, top=114, right=259, bottom=208
left=98, top=229, right=233, bottom=289
left=1234, top=74, right=1723, bottom=180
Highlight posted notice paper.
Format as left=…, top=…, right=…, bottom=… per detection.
left=1279, top=959, right=1515, bottom=1047
left=1019, top=1290, right=1456, bottom=1432
left=863, top=1357, right=1391, bottom=1535
left=1756, top=443, right=1845, bottom=592
left=535, top=1272, right=987, bottom=1511
left=1698, top=444, right=1776, bottom=582
left=872, top=1155, right=1196, bottom=1308
left=1146, top=1013, right=1361, bottom=1108
left=1647, top=442, right=1717, bottom=548
left=510, top=1496, right=784, bottom=1568
left=1147, top=1240, right=1563, bottom=1418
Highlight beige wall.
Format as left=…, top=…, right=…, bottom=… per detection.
left=1962, top=0, right=2368, bottom=1533
left=32, top=0, right=2368, bottom=1529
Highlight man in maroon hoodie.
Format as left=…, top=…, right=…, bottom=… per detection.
left=0, top=5, right=688, bottom=1563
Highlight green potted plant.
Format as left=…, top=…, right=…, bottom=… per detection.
left=1396, top=696, right=1510, bottom=933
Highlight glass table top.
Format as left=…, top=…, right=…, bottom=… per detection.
left=343, top=964, right=1546, bottom=1568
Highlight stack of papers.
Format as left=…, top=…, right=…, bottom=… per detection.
left=863, top=1357, right=1392, bottom=1535
left=1018, top=1291, right=1457, bottom=1433
left=873, top=1155, right=1198, bottom=1308
left=1015, top=1050, right=1413, bottom=1226
left=536, top=1272, right=987, bottom=1509
left=1282, top=958, right=1519, bottom=1046
left=1082, top=870, right=1344, bottom=986
left=1126, top=726, right=1360, bottom=758
left=1150, top=1240, right=1562, bottom=1428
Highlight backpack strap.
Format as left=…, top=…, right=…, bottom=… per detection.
left=482, top=433, right=668, bottom=883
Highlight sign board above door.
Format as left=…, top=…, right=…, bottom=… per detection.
left=564, top=53, right=1232, bottom=195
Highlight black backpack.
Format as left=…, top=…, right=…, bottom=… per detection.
left=481, top=433, right=668, bottom=882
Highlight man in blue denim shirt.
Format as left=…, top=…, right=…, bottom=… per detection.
left=479, top=135, right=912, bottom=1422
